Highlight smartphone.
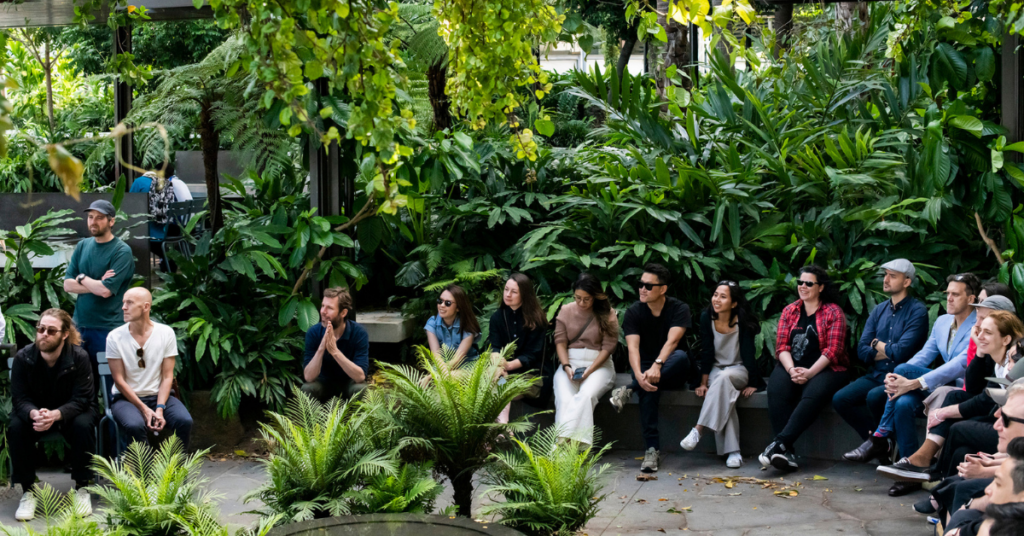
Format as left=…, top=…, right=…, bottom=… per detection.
left=573, top=367, right=586, bottom=381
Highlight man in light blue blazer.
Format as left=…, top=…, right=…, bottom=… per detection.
left=870, top=273, right=980, bottom=496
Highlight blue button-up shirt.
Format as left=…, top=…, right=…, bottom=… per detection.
left=857, top=296, right=930, bottom=377
left=425, top=314, right=480, bottom=361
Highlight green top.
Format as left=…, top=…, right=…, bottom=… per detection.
left=64, top=237, right=136, bottom=331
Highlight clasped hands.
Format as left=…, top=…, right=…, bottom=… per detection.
left=884, top=373, right=919, bottom=400
left=28, top=408, right=61, bottom=432
left=788, top=366, right=814, bottom=385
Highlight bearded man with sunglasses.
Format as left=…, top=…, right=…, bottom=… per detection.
left=10, top=309, right=97, bottom=520
left=301, top=287, right=369, bottom=402
left=106, top=287, right=192, bottom=449
left=609, top=263, right=692, bottom=473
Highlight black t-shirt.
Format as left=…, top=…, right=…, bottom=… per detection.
left=790, top=307, right=820, bottom=367
left=34, top=356, right=63, bottom=411
left=623, top=297, right=692, bottom=362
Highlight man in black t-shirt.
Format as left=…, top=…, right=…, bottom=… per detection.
left=609, top=263, right=692, bottom=473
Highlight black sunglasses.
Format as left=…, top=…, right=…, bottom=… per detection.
left=1001, top=410, right=1024, bottom=428
left=35, top=326, right=63, bottom=336
left=718, top=280, right=738, bottom=287
left=796, top=280, right=819, bottom=288
left=639, top=282, right=666, bottom=291
left=136, top=348, right=146, bottom=369
left=436, top=298, right=453, bottom=307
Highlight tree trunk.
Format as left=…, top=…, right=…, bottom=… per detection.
left=449, top=470, right=474, bottom=517
left=615, top=37, right=636, bottom=87
left=198, top=99, right=223, bottom=232
left=426, top=58, right=452, bottom=131
left=656, top=0, right=691, bottom=93
left=44, top=43, right=54, bottom=133
left=836, top=3, right=869, bottom=35
left=773, top=4, right=794, bottom=58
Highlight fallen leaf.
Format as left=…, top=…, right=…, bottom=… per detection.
left=234, top=450, right=248, bottom=457
left=666, top=508, right=684, bottom=514
left=635, top=457, right=645, bottom=460
left=728, top=492, right=742, bottom=496
left=637, top=474, right=658, bottom=481
left=658, top=498, right=668, bottom=501
left=810, top=475, right=828, bottom=481
left=855, top=487, right=863, bottom=492
left=725, top=481, right=735, bottom=489
left=636, top=499, right=648, bottom=504
left=657, top=530, right=666, bottom=534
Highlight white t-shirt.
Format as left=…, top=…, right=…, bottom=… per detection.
left=105, top=322, right=178, bottom=397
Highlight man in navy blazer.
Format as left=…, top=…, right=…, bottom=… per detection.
left=837, top=259, right=929, bottom=463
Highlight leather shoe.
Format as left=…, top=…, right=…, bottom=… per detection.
left=843, top=436, right=892, bottom=463
left=888, top=481, right=922, bottom=497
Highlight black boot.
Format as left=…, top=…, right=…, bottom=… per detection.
left=843, top=435, right=892, bottom=463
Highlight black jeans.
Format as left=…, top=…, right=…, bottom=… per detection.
left=768, top=363, right=848, bottom=449
left=9, top=409, right=97, bottom=488
left=112, top=395, right=193, bottom=450
left=936, top=420, right=998, bottom=478
left=831, top=373, right=887, bottom=440
left=628, top=350, right=689, bottom=450
left=946, top=508, right=984, bottom=536
left=300, top=379, right=366, bottom=403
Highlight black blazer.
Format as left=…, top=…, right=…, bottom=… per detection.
left=698, top=310, right=765, bottom=391
left=12, top=342, right=96, bottom=424
left=489, top=306, right=545, bottom=373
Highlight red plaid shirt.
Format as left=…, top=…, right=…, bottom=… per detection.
left=775, top=300, right=848, bottom=372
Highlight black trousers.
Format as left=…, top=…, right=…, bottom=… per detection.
left=9, top=409, right=97, bottom=488
left=767, top=363, right=848, bottom=449
left=945, top=508, right=984, bottom=536
left=933, top=475, right=991, bottom=521
left=628, top=350, right=689, bottom=450
left=936, top=420, right=998, bottom=478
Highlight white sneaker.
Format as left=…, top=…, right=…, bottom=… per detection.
left=609, top=386, right=633, bottom=414
left=15, top=491, right=36, bottom=521
left=726, top=452, right=743, bottom=468
left=74, top=488, right=93, bottom=517
left=680, top=427, right=701, bottom=451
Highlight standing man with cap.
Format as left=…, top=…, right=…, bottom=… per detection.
left=836, top=259, right=930, bottom=463
left=63, top=199, right=136, bottom=392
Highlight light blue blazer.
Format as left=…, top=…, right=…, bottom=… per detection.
left=906, top=311, right=976, bottom=390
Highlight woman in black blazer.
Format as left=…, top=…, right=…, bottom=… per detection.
left=679, top=281, right=764, bottom=468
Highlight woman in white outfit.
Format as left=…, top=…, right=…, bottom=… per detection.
left=680, top=281, right=764, bottom=467
left=553, top=272, right=619, bottom=444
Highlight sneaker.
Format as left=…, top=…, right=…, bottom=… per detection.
left=770, top=444, right=799, bottom=472
left=609, top=386, right=632, bottom=414
left=15, top=491, right=36, bottom=521
left=680, top=427, right=701, bottom=451
left=913, top=496, right=938, bottom=515
left=758, top=440, right=782, bottom=468
left=877, top=457, right=934, bottom=483
left=726, top=452, right=743, bottom=469
left=641, top=447, right=660, bottom=473
left=74, top=488, right=93, bottom=517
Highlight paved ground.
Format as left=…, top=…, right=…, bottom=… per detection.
left=0, top=451, right=935, bottom=535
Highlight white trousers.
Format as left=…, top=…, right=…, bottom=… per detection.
left=696, top=365, right=748, bottom=455
left=553, top=348, right=616, bottom=444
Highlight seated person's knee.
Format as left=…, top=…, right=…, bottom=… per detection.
left=71, top=413, right=95, bottom=434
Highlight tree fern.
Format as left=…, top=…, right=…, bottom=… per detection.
left=480, top=426, right=612, bottom=536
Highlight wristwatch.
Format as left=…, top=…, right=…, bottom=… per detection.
left=76, top=273, right=86, bottom=284
left=654, top=359, right=665, bottom=366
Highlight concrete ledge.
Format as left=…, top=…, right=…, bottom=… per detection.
left=358, top=311, right=415, bottom=344
left=514, top=373, right=923, bottom=462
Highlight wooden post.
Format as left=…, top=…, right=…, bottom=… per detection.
left=113, top=23, right=133, bottom=186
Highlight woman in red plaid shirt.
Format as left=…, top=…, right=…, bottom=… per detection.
left=759, top=265, right=850, bottom=472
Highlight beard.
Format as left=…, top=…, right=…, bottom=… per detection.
left=89, top=225, right=108, bottom=237
left=36, top=337, right=63, bottom=353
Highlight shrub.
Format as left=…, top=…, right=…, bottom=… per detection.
left=89, top=437, right=217, bottom=536
left=480, top=427, right=611, bottom=536
left=244, top=389, right=398, bottom=522
left=0, top=483, right=123, bottom=536
left=346, top=461, right=443, bottom=515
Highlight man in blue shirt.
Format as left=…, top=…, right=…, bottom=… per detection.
left=836, top=259, right=929, bottom=463
left=301, top=287, right=370, bottom=402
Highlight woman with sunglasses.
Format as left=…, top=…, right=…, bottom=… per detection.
left=879, top=310, right=1024, bottom=484
left=425, top=284, right=481, bottom=367
left=679, top=281, right=764, bottom=468
left=552, top=273, right=619, bottom=444
left=490, top=273, right=548, bottom=423
left=759, top=265, right=849, bottom=472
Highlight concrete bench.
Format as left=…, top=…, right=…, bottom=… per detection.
left=515, top=373, right=922, bottom=462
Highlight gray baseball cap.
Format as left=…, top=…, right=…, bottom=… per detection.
left=987, top=377, right=1024, bottom=407
left=971, top=295, right=1017, bottom=313
left=880, top=259, right=915, bottom=281
left=83, top=200, right=116, bottom=217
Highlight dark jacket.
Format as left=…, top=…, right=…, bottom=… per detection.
left=956, top=354, right=1002, bottom=420
left=489, top=306, right=545, bottom=373
left=12, top=342, right=96, bottom=424
left=698, top=310, right=765, bottom=391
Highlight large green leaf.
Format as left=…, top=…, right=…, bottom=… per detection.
left=297, top=299, right=320, bottom=332
left=975, top=46, right=995, bottom=82
left=932, top=43, right=967, bottom=88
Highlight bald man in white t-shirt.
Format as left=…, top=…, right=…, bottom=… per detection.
left=106, top=287, right=192, bottom=448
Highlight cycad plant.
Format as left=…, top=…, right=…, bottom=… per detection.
left=0, top=483, right=124, bottom=536
left=244, top=389, right=398, bottom=522
left=368, top=343, right=538, bottom=517
left=89, top=437, right=216, bottom=536
left=170, top=505, right=280, bottom=536
left=346, top=461, right=443, bottom=515
left=480, top=427, right=611, bottom=536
